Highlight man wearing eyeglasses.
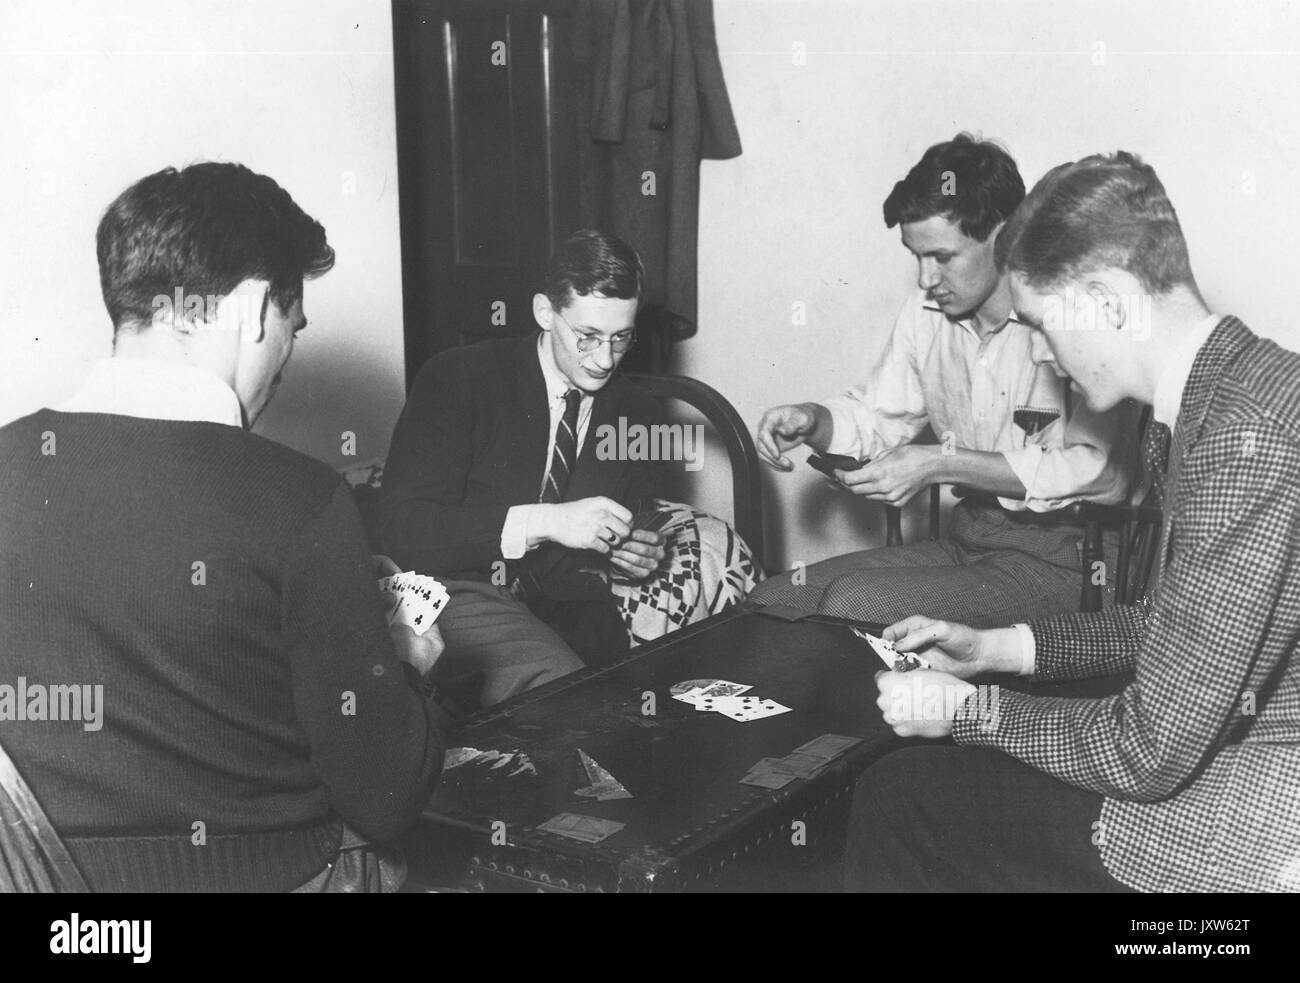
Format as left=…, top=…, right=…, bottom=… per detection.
left=379, top=229, right=667, bottom=690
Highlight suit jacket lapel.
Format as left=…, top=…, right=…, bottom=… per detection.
left=1156, top=317, right=1250, bottom=577
left=512, top=332, right=553, bottom=500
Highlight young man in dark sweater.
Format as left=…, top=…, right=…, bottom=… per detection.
left=0, top=162, right=449, bottom=892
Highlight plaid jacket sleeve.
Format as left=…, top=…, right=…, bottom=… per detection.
left=954, top=421, right=1300, bottom=803
left=1024, top=598, right=1153, bottom=683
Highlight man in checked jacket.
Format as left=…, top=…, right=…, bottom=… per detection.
left=846, top=151, right=1300, bottom=893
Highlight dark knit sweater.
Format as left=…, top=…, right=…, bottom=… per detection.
left=0, top=410, right=448, bottom=891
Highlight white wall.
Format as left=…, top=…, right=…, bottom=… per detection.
left=5, top=0, right=1298, bottom=573
left=690, top=0, right=1300, bottom=572
left=0, top=0, right=404, bottom=469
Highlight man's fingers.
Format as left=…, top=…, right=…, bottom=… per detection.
left=600, top=500, right=633, bottom=524
left=616, top=539, right=661, bottom=559
left=757, top=430, right=792, bottom=470
left=610, top=553, right=655, bottom=578
left=834, top=468, right=877, bottom=488
left=884, top=616, right=936, bottom=643
left=892, top=620, right=949, bottom=653
left=837, top=469, right=877, bottom=489
left=609, top=554, right=641, bottom=575
left=626, top=528, right=665, bottom=545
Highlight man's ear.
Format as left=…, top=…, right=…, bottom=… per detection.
left=227, top=278, right=271, bottom=345
left=533, top=292, right=555, bottom=332
left=1085, top=278, right=1126, bottom=332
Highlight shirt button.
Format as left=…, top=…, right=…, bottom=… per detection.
left=979, top=357, right=988, bottom=366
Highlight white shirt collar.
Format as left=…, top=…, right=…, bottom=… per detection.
left=536, top=332, right=585, bottom=403
left=921, top=302, right=1026, bottom=339
left=1152, top=314, right=1222, bottom=427
left=57, top=356, right=244, bottom=427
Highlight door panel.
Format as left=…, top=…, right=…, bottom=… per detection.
left=394, top=0, right=582, bottom=385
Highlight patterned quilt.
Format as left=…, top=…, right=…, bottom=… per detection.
left=610, top=499, right=763, bottom=647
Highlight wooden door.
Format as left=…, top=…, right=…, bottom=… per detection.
left=392, top=0, right=583, bottom=384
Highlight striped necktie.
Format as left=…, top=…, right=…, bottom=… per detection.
left=541, top=389, right=582, bottom=504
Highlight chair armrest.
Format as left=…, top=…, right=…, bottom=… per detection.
left=1066, top=501, right=1162, bottom=525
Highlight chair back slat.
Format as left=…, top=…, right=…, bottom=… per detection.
left=0, top=738, right=91, bottom=892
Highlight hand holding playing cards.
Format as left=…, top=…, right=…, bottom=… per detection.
left=610, top=528, right=666, bottom=581
left=836, top=444, right=938, bottom=506
left=389, top=623, right=445, bottom=677
left=536, top=496, right=632, bottom=554
left=875, top=668, right=976, bottom=738
left=884, top=616, right=1026, bottom=679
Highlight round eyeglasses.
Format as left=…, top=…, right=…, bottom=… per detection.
left=553, top=308, right=636, bottom=353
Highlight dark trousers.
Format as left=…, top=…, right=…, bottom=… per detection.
left=845, top=744, right=1131, bottom=892
left=434, top=580, right=584, bottom=708
left=750, top=500, right=1119, bottom=628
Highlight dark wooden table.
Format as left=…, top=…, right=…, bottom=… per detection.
left=404, top=605, right=907, bottom=892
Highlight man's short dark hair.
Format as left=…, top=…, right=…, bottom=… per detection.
left=96, top=162, right=335, bottom=332
left=996, top=151, right=1194, bottom=294
left=543, top=229, right=644, bottom=311
left=883, top=133, right=1025, bottom=243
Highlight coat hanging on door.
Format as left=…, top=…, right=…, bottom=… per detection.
left=574, top=0, right=742, bottom=349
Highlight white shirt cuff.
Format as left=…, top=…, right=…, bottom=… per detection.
left=500, top=504, right=536, bottom=560
left=821, top=398, right=867, bottom=459
left=1011, top=622, right=1036, bottom=676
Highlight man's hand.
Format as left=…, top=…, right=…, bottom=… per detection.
left=390, top=623, right=445, bottom=677
left=610, top=528, right=667, bottom=581
left=875, top=668, right=977, bottom=738
left=837, top=443, right=938, bottom=505
left=535, top=497, right=632, bottom=553
left=884, top=616, right=1024, bottom=679
left=756, top=403, right=826, bottom=470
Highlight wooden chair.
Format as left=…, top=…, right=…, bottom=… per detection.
left=0, top=738, right=90, bottom=892
left=883, top=412, right=1162, bottom=612
left=622, top=372, right=765, bottom=568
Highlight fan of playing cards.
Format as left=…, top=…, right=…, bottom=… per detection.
left=850, top=627, right=930, bottom=672
left=671, top=678, right=793, bottom=722
left=378, top=570, right=449, bottom=636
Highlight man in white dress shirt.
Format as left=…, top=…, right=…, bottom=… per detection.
left=752, top=134, right=1139, bottom=627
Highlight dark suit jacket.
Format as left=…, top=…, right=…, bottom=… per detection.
left=379, top=333, right=663, bottom=582
left=953, top=317, right=1300, bottom=892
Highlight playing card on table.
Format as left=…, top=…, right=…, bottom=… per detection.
left=443, top=747, right=483, bottom=770
left=792, top=734, right=863, bottom=762
left=772, top=751, right=829, bottom=777
left=537, top=813, right=625, bottom=844
left=738, top=754, right=815, bottom=788
left=443, top=747, right=538, bottom=779
left=575, top=749, right=632, bottom=801
left=700, top=695, right=792, bottom=722
left=739, top=767, right=796, bottom=790
left=671, top=678, right=752, bottom=706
